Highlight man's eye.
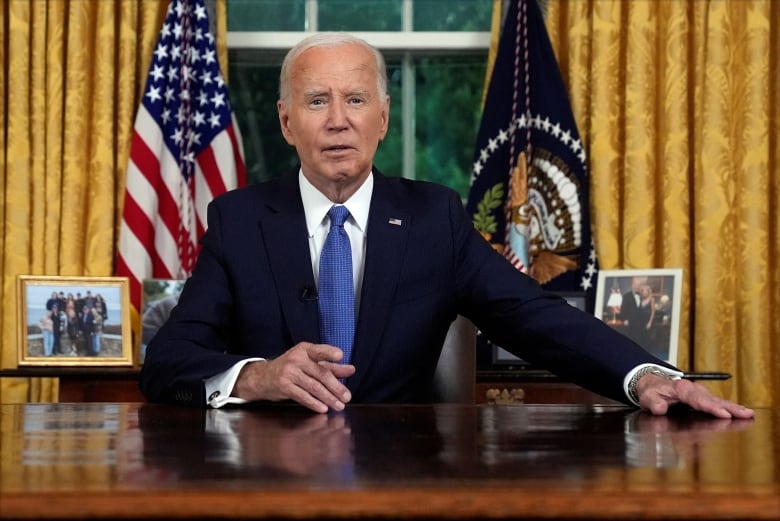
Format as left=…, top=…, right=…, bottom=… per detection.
left=310, top=99, right=324, bottom=106
left=348, top=97, right=364, bottom=105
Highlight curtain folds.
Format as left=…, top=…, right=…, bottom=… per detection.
left=1, top=0, right=777, bottom=407
left=0, top=0, right=228, bottom=402
left=547, top=0, right=779, bottom=406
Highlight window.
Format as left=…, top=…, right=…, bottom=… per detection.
left=226, top=0, right=491, bottom=199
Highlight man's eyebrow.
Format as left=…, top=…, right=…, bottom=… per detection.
left=301, top=88, right=372, bottom=99
left=303, top=89, right=328, bottom=98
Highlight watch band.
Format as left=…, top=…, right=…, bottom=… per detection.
left=627, top=366, right=679, bottom=404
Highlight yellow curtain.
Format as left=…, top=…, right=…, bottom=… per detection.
left=2, top=0, right=777, bottom=408
left=546, top=0, right=779, bottom=407
left=482, top=0, right=504, bottom=107
left=0, top=0, right=229, bottom=403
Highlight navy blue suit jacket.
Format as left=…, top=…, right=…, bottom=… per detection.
left=140, top=170, right=673, bottom=407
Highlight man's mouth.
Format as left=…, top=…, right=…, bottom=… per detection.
left=324, top=145, right=351, bottom=152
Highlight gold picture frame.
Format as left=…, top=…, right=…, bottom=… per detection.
left=17, top=275, right=133, bottom=367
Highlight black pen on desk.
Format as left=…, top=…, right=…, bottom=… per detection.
left=682, top=372, right=731, bottom=380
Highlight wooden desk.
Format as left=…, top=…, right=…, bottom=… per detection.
left=0, top=368, right=144, bottom=402
left=476, top=370, right=624, bottom=405
left=1, top=403, right=777, bottom=520
left=0, top=368, right=621, bottom=404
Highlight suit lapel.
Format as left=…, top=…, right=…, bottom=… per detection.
left=258, top=171, right=412, bottom=388
left=349, top=173, right=411, bottom=392
left=259, top=175, right=320, bottom=345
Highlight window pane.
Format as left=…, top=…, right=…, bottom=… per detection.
left=227, top=0, right=305, bottom=31
left=226, top=51, right=405, bottom=185
left=414, top=56, right=486, bottom=197
left=228, top=51, right=296, bottom=183
left=414, top=0, right=492, bottom=31
left=373, top=62, right=403, bottom=178
left=227, top=50, right=487, bottom=200
left=319, top=0, right=402, bottom=31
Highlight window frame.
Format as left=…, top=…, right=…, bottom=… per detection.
left=226, top=0, right=490, bottom=182
left=227, top=32, right=489, bottom=52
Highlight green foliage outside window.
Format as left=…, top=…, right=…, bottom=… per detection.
left=226, top=0, right=491, bottom=32
left=227, top=0, right=305, bottom=31
left=413, top=56, right=485, bottom=196
left=413, top=0, right=491, bottom=31
left=319, top=0, right=402, bottom=31
left=228, top=52, right=485, bottom=200
left=225, top=0, right=490, bottom=198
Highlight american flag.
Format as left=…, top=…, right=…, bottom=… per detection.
left=117, top=0, right=246, bottom=311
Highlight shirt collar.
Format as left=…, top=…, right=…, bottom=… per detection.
left=299, top=170, right=373, bottom=234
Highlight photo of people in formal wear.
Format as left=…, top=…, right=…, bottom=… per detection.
left=594, top=270, right=682, bottom=365
left=18, top=276, right=132, bottom=365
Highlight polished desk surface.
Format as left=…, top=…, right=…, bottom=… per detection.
left=0, top=402, right=777, bottom=520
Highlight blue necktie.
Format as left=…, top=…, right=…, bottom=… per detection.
left=318, top=205, right=355, bottom=364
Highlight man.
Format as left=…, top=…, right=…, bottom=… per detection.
left=618, top=277, right=645, bottom=345
left=80, top=304, right=95, bottom=355
left=51, top=303, right=65, bottom=355
left=140, top=33, right=752, bottom=420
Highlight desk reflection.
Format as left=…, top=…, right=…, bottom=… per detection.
left=134, top=404, right=761, bottom=485
left=2, top=403, right=776, bottom=521
left=140, top=405, right=355, bottom=480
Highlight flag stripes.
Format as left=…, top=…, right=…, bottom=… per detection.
left=117, top=0, right=245, bottom=311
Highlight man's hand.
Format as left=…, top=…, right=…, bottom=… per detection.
left=232, top=342, right=355, bottom=413
left=637, top=374, right=755, bottom=419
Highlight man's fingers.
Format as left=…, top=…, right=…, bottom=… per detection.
left=234, top=342, right=355, bottom=413
left=641, top=378, right=755, bottom=419
left=285, top=374, right=341, bottom=413
left=673, top=380, right=755, bottom=419
left=305, top=343, right=347, bottom=364
left=644, top=397, right=670, bottom=416
left=319, top=360, right=356, bottom=378
left=285, top=345, right=354, bottom=411
left=303, top=361, right=353, bottom=406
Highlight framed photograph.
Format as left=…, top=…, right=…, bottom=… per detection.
left=594, top=269, right=683, bottom=365
left=138, top=278, right=184, bottom=365
left=17, top=275, right=133, bottom=367
left=491, top=291, right=588, bottom=368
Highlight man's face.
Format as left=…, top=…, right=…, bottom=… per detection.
left=277, top=43, right=389, bottom=199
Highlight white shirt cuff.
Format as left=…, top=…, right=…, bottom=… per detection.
left=204, top=357, right=265, bottom=408
left=623, top=363, right=684, bottom=406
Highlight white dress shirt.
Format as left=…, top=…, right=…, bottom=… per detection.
left=204, top=170, right=680, bottom=408
left=205, top=170, right=372, bottom=408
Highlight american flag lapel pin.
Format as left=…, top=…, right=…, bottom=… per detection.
left=388, top=217, right=403, bottom=226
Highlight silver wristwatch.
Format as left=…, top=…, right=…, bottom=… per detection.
left=627, top=366, right=680, bottom=404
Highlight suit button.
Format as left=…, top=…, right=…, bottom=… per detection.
left=174, top=389, right=192, bottom=402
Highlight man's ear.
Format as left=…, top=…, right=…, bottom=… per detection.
left=278, top=100, right=295, bottom=146
left=378, top=95, right=390, bottom=141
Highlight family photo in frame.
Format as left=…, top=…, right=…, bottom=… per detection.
left=17, top=275, right=133, bottom=367
left=594, top=269, right=683, bottom=366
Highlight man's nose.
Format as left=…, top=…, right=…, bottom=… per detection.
left=327, top=102, right=348, bottom=128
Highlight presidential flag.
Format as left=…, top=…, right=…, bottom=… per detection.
left=467, top=0, right=597, bottom=300
left=117, top=0, right=246, bottom=311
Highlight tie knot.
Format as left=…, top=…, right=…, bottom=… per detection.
left=328, top=205, right=350, bottom=227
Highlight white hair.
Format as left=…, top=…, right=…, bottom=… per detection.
left=279, top=32, right=388, bottom=103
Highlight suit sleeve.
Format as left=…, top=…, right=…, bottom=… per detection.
left=449, top=192, right=676, bottom=405
left=139, top=198, right=255, bottom=407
